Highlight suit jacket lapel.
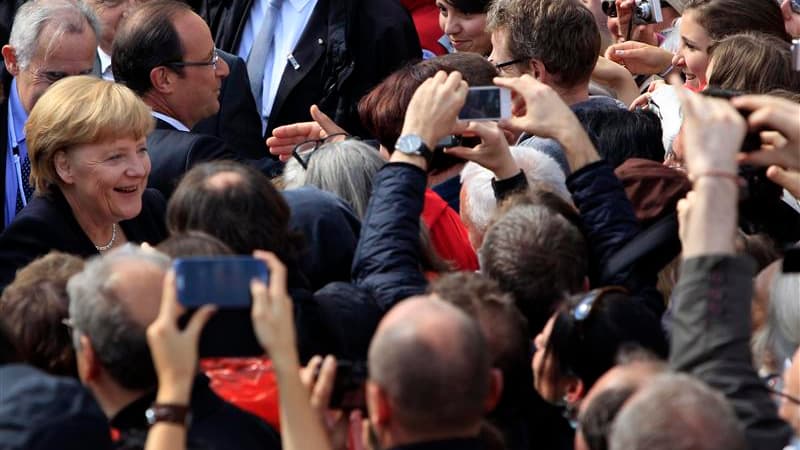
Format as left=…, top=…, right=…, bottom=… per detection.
left=268, top=0, right=329, bottom=128
left=0, top=98, right=8, bottom=229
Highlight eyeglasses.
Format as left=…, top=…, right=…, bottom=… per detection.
left=763, top=367, right=800, bottom=407
left=165, top=48, right=220, bottom=70
left=570, top=286, right=628, bottom=322
left=493, top=58, right=526, bottom=71
left=291, top=133, right=350, bottom=170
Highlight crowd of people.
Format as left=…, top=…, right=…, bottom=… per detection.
left=0, top=0, right=799, bottom=449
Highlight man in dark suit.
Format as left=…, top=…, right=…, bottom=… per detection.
left=193, top=51, right=268, bottom=159
left=113, top=0, right=276, bottom=198
left=199, top=0, right=421, bottom=138
left=0, top=0, right=98, bottom=231
left=83, top=0, right=268, bottom=160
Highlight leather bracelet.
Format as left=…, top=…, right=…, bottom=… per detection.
left=145, top=403, right=191, bottom=427
left=688, top=170, right=741, bottom=184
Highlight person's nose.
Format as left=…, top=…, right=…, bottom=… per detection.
left=216, top=56, right=230, bottom=79
left=443, top=16, right=462, bottom=35
left=127, top=152, right=149, bottom=178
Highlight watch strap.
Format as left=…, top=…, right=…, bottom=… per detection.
left=146, top=403, right=191, bottom=426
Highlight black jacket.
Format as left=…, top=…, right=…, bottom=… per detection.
left=193, top=50, right=269, bottom=160
left=111, top=374, right=280, bottom=450
left=199, top=0, right=421, bottom=137
left=0, top=97, right=8, bottom=233
left=567, top=160, right=665, bottom=317
left=304, top=163, right=430, bottom=360
left=670, top=256, right=794, bottom=450
left=146, top=118, right=237, bottom=198
left=0, top=188, right=167, bottom=291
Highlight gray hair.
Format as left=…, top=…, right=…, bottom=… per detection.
left=9, top=0, right=100, bottom=70
left=283, top=140, right=384, bottom=219
left=460, top=145, right=570, bottom=238
left=67, top=244, right=169, bottom=390
left=765, top=271, right=800, bottom=365
left=609, top=373, right=746, bottom=450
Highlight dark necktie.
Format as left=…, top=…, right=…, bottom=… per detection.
left=14, top=150, right=33, bottom=214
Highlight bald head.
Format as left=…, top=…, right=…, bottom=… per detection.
left=67, top=245, right=170, bottom=390
left=368, top=296, right=491, bottom=434
left=609, top=373, right=746, bottom=450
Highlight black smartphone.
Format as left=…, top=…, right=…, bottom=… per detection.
left=174, top=256, right=269, bottom=308
left=174, top=256, right=269, bottom=357
left=316, top=360, right=368, bottom=411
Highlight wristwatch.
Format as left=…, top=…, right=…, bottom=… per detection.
left=395, top=134, right=433, bottom=161
left=145, top=403, right=191, bottom=427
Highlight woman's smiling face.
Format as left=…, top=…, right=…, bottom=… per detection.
left=437, top=0, right=492, bottom=55
left=672, top=11, right=714, bottom=88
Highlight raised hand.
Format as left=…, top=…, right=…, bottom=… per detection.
left=442, top=121, right=519, bottom=180
left=250, top=251, right=298, bottom=368
left=605, top=40, right=674, bottom=76
left=731, top=95, right=800, bottom=171
left=266, top=105, right=348, bottom=161
left=147, top=270, right=216, bottom=404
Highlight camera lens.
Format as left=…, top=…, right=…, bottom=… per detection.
left=601, top=0, right=617, bottom=17
left=637, top=3, right=651, bottom=21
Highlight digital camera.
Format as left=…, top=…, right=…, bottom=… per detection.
left=602, top=0, right=663, bottom=24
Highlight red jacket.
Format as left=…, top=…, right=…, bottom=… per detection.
left=422, top=189, right=479, bottom=272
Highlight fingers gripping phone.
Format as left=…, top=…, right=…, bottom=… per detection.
left=174, top=256, right=269, bottom=308
left=174, top=256, right=270, bottom=357
left=315, top=360, right=368, bottom=411
left=459, top=86, right=512, bottom=121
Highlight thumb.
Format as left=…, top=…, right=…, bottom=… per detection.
left=186, top=304, right=217, bottom=338
left=310, top=104, right=343, bottom=136
left=767, top=165, right=800, bottom=197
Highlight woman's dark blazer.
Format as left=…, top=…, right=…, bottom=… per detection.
left=0, top=187, right=168, bottom=292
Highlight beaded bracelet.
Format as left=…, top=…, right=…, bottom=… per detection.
left=688, top=170, right=741, bottom=184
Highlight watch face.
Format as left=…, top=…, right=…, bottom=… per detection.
left=396, top=134, right=424, bottom=155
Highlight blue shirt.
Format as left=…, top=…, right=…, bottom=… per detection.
left=4, top=79, right=29, bottom=227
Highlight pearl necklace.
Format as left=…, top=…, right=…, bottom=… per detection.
left=94, top=223, right=117, bottom=252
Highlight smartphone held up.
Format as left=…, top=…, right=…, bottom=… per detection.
left=174, top=256, right=269, bottom=308
left=459, top=86, right=512, bottom=121
left=173, top=256, right=270, bottom=357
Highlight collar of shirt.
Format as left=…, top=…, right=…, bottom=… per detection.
left=8, top=78, right=28, bottom=150
left=287, top=0, right=313, bottom=11
left=151, top=111, right=190, bottom=132
left=97, top=47, right=114, bottom=81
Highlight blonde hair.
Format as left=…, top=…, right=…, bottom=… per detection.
left=25, top=76, right=154, bottom=195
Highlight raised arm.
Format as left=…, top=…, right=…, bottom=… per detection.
left=669, top=89, right=794, bottom=450
left=352, top=71, right=468, bottom=310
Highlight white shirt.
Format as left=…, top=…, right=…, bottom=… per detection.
left=236, top=0, right=318, bottom=126
left=151, top=111, right=190, bottom=132
left=97, top=47, right=114, bottom=81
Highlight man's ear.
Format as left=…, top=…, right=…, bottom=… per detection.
left=2, top=45, right=20, bottom=77
left=563, top=376, right=585, bottom=405
left=484, top=368, right=504, bottom=413
left=366, top=381, right=392, bottom=426
left=149, top=66, right=175, bottom=95
left=54, top=151, right=74, bottom=185
left=79, top=335, right=103, bottom=382
left=528, top=59, right=545, bottom=80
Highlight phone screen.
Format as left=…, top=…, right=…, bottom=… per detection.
left=174, top=256, right=269, bottom=308
left=458, top=87, right=510, bottom=121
